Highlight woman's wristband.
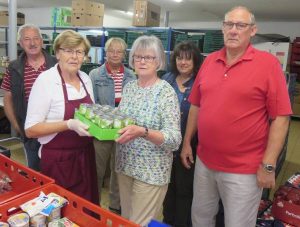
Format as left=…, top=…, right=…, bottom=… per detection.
left=142, top=126, right=149, bottom=138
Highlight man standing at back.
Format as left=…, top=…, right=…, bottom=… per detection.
left=181, top=6, right=292, bottom=227
left=1, top=24, right=56, bottom=170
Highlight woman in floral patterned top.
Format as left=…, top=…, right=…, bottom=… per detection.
left=115, top=35, right=182, bottom=226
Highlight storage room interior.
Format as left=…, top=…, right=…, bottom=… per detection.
left=0, top=0, right=300, bottom=226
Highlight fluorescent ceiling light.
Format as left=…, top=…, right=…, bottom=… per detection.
left=173, top=0, right=183, bottom=2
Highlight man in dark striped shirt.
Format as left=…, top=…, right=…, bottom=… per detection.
left=1, top=24, right=56, bottom=170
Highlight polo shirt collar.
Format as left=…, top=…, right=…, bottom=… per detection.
left=216, top=44, right=255, bottom=64
left=105, top=62, right=124, bottom=74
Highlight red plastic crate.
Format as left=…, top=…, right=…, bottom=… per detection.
left=0, top=154, right=54, bottom=205
left=0, top=184, right=140, bottom=227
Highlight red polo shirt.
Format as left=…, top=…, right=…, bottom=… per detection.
left=189, top=44, right=292, bottom=174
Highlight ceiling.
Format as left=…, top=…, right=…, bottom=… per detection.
left=1, top=0, right=300, bottom=22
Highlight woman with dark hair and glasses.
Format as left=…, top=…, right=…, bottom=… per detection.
left=25, top=30, right=99, bottom=205
left=115, top=35, right=182, bottom=226
left=162, top=41, right=203, bottom=227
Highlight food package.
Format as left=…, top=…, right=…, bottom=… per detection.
left=0, top=170, right=12, bottom=194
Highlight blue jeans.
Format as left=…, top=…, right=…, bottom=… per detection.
left=24, top=138, right=40, bottom=171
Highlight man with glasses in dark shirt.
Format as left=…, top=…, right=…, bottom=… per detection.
left=181, top=6, right=292, bottom=227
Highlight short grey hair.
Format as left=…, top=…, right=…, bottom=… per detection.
left=18, top=24, right=42, bottom=42
left=129, top=35, right=165, bottom=71
left=224, top=6, right=256, bottom=24
left=105, top=37, right=127, bottom=52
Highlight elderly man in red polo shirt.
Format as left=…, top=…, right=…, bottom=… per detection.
left=181, top=6, right=292, bottom=227
left=1, top=24, right=56, bottom=171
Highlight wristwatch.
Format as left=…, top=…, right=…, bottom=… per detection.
left=262, top=163, right=275, bottom=173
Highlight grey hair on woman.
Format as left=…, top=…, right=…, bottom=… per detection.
left=129, top=35, right=166, bottom=71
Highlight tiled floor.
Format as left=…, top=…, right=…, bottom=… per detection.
left=1, top=118, right=300, bottom=216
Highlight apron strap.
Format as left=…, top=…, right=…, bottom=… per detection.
left=57, top=64, right=91, bottom=104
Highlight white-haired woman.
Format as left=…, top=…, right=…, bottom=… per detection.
left=115, top=35, right=182, bottom=226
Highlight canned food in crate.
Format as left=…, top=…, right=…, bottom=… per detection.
left=30, top=214, right=46, bottom=227
left=7, top=213, right=30, bottom=227
left=47, top=207, right=62, bottom=222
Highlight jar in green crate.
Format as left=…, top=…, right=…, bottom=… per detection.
left=124, top=117, right=135, bottom=126
left=113, top=116, right=125, bottom=129
left=100, top=117, right=114, bottom=129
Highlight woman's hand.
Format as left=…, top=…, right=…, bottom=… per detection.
left=67, top=119, right=91, bottom=137
left=115, top=125, right=144, bottom=144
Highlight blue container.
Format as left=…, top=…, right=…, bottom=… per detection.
left=148, top=220, right=170, bottom=227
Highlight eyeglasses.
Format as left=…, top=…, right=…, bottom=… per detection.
left=223, top=21, right=253, bottom=30
left=106, top=49, right=124, bottom=55
left=133, top=55, right=156, bottom=63
left=59, top=48, right=85, bottom=58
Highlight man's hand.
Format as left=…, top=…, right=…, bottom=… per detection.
left=180, top=143, right=194, bottom=169
left=256, top=164, right=276, bottom=189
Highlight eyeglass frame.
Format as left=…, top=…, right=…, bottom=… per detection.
left=59, top=48, right=86, bottom=58
left=106, top=49, right=125, bottom=55
left=222, top=21, right=254, bottom=30
left=133, top=55, right=156, bottom=63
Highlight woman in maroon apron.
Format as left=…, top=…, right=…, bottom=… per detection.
left=24, top=30, right=99, bottom=205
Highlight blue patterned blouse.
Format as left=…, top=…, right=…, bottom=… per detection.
left=116, top=79, right=182, bottom=185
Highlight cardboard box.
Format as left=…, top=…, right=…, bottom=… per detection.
left=253, top=42, right=291, bottom=72
left=71, top=13, right=103, bottom=27
left=0, top=11, right=25, bottom=26
left=132, top=0, right=160, bottom=27
left=51, top=7, right=72, bottom=27
left=72, top=0, right=104, bottom=16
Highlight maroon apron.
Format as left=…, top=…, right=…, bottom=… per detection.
left=41, top=66, right=99, bottom=205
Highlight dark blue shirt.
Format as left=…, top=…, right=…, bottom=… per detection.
left=162, top=72, right=197, bottom=156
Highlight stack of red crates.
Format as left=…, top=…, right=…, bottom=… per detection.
left=290, top=37, right=300, bottom=80
left=0, top=154, right=54, bottom=205
left=0, top=154, right=140, bottom=226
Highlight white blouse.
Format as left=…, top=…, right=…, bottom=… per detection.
left=25, top=64, right=94, bottom=145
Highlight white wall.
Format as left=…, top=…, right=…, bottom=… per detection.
left=17, top=7, right=300, bottom=40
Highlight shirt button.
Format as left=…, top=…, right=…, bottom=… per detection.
left=184, top=98, right=187, bottom=101
left=181, top=112, right=183, bottom=115
left=224, top=74, right=227, bottom=77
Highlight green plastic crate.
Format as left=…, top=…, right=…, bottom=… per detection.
left=74, top=111, right=120, bottom=141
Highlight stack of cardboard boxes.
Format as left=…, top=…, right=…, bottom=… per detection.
left=132, top=0, right=161, bottom=27
left=0, top=11, right=25, bottom=26
left=71, top=0, right=104, bottom=27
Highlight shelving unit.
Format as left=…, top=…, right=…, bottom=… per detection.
left=0, top=26, right=223, bottom=73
